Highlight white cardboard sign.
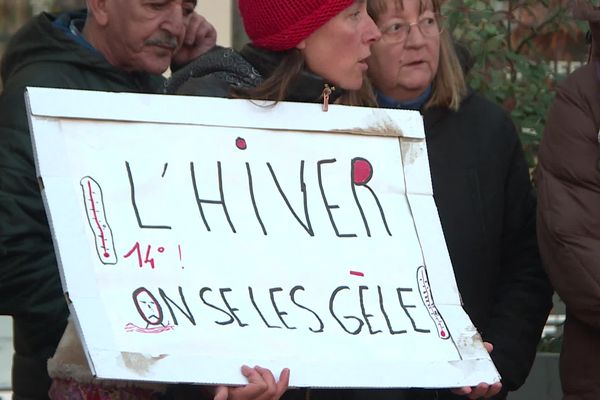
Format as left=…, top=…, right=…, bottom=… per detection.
left=26, top=87, right=499, bottom=388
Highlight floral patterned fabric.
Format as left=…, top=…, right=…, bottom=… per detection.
left=49, top=379, right=165, bottom=400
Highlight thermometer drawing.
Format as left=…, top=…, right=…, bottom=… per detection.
left=80, top=176, right=118, bottom=265
left=417, top=265, right=450, bottom=340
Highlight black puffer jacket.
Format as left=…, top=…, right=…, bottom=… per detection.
left=421, top=92, right=553, bottom=398
left=167, top=44, right=343, bottom=104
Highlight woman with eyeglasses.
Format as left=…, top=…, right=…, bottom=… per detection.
left=359, top=1, right=554, bottom=399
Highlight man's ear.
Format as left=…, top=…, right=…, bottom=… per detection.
left=86, top=0, right=110, bottom=26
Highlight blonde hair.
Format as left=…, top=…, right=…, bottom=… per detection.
left=367, top=0, right=467, bottom=110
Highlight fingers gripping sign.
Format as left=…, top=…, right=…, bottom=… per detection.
left=172, top=12, right=217, bottom=67
left=213, top=366, right=290, bottom=400
left=450, top=342, right=503, bottom=399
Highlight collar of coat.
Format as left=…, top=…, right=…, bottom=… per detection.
left=239, top=44, right=345, bottom=104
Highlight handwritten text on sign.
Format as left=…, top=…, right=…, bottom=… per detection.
left=27, top=88, right=499, bottom=388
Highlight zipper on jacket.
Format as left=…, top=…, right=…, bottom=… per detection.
left=321, top=84, right=335, bottom=112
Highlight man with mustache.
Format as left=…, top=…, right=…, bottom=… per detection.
left=0, top=1, right=216, bottom=399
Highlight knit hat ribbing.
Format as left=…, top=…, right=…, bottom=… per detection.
left=238, top=0, right=355, bottom=51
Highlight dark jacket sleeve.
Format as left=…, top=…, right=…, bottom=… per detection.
left=0, top=53, right=163, bottom=395
left=0, top=57, right=161, bottom=325
left=536, top=64, right=600, bottom=331
left=480, top=114, right=553, bottom=391
left=174, top=74, right=233, bottom=97
left=0, top=69, right=70, bottom=360
left=425, top=94, right=553, bottom=394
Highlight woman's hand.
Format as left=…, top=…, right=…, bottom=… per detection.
left=213, top=365, right=290, bottom=400
left=450, top=342, right=502, bottom=399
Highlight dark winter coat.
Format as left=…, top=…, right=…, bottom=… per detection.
left=0, top=11, right=164, bottom=399
left=536, top=61, right=600, bottom=400
left=329, top=92, right=554, bottom=400
left=420, top=91, right=553, bottom=399
left=167, top=44, right=343, bottom=104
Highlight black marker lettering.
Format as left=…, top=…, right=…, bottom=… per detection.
left=397, top=288, right=430, bottom=333
left=246, top=163, right=267, bottom=235
left=267, top=161, right=314, bottom=236
left=318, top=159, right=356, bottom=238
left=199, top=287, right=235, bottom=325
left=190, top=161, right=236, bottom=233
left=290, top=286, right=324, bottom=333
left=158, top=287, right=195, bottom=326
left=359, top=285, right=382, bottom=335
left=351, top=157, right=391, bottom=237
left=330, top=286, right=363, bottom=335
left=270, top=287, right=296, bottom=330
left=125, top=162, right=171, bottom=230
left=378, top=285, right=406, bottom=334
left=220, top=288, right=248, bottom=327
left=248, top=287, right=281, bottom=329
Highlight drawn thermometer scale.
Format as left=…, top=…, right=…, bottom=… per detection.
left=417, top=265, right=450, bottom=339
left=81, top=176, right=118, bottom=265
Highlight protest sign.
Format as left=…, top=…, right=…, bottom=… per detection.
left=26, top=87, right=499, bottom=387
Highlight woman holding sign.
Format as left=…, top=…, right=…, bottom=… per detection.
left=49, top=0, right=379, bottom=399
left=359, top=0, right=553, bottom=399
left=167, top=0, right=381, bottom=107
left=167, top=0, right=379, bottom=397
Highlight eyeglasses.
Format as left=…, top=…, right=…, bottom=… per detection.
left=380, top=13, right=444, bottom=44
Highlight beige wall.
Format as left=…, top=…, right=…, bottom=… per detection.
left=196, top=1, right=233, bottom=48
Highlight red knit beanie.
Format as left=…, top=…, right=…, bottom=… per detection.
left=238, top=0, right=355, bottom=51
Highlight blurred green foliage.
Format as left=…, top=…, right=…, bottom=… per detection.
left=444, top=0, right=588, bottom=166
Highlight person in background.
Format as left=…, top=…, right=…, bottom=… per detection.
left=362, top=0, right=553, bottom=398
left=0, top=0, right=220, bottom=398
left=536, top=1, right=600, bottom=399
